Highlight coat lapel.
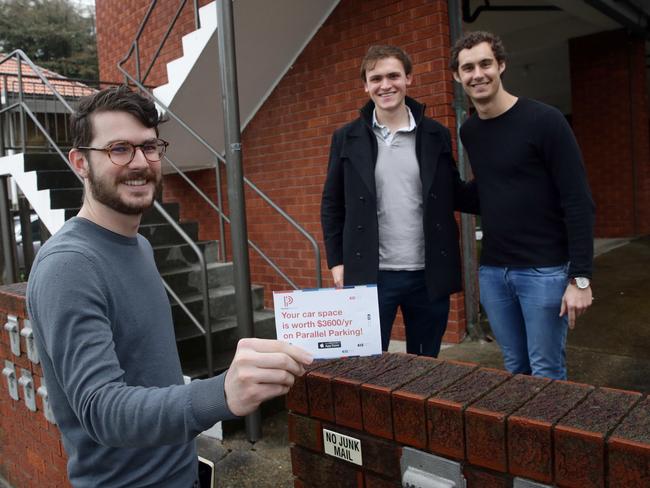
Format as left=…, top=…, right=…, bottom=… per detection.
left=340, top=99, right=447, bottom=199
left=419, top=120, right=444, bottom=198
left=342, top=121, right=377, bottom=197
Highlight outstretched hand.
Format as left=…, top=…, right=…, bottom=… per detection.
left=224, top=338, right=313, bottom=417
left=560, top=284, right=593, bottom=329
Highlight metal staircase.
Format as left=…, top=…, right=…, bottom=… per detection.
left=0, top=46, right=318, bottom=382
left=1, top=0, right=334, bottom=379
left=122, top=0, right=340, bottom=170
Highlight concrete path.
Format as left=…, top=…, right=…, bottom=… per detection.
left=198, top=410, right=294, bottom=488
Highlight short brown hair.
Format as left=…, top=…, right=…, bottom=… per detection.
left=71, top=85, right=162, bottom=148
left=360, top=45, right=412, bottom=81
left=449, top=31, right=507, bottom=72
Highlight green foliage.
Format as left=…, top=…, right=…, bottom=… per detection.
left=0, top=0, right=98, bottom=80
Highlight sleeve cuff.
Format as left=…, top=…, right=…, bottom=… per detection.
left=189, top=371, right=240, bottom=429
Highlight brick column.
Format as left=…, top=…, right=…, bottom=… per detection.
left=0, top=284, right=70, bottom=487
left=569, top=29, right=650, bottom=237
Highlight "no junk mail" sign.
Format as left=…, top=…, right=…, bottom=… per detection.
left=323, top=429, right=362, bottom=466
left=272, top=285, right=382, bottom=359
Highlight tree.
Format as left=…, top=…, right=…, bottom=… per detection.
left=0, top=0, right=98, bottom=80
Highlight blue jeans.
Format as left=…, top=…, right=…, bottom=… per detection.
left=377, top=270, right=450, bottom=357
left=479, top=265, right=569, bottom=380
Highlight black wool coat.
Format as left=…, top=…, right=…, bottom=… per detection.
left=320, top=97, right=479, bottom=300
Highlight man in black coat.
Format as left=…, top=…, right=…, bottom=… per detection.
left=321, top=45, right=478, bottom=357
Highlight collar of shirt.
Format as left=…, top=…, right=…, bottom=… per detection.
left=372, top=106, right=416, bottom=145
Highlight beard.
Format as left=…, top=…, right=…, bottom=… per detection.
left=87, top=161, right=162, bottom=215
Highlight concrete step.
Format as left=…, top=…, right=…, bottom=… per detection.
left=36, top=170, right=82, bottom=190
left=63, top=208, right=80, bottom=221
left=153, top=240, right=219, bottom=270
left=23, top=153, right=71, bottom=171
left=170, top=284, right=265, bottom=324
left=182, top=350, right=235, bottom=378
left=139, top=221, right=199, bottom=246
left=178, top=309, right=277, bottom=379
left=141, top=202, right=181, bottom=225
left=160, top=261, right=233, bottom=295
left=61, top=204, right=183, bottom=226
left=174, top=308, right=275, bottom=342
left=49, top=188, right=83, bottom=209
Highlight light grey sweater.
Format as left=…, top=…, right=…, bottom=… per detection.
left=27, top=217, right=234, bottom=488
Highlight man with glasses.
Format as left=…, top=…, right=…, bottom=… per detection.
left=27, top=86, right=312, bottom=488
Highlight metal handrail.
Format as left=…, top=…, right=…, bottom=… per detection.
left=118, top=67, right=323, bottom=289
left=0, top=50, right=215, bottom=375
left=116, top=0, right=322, bottom=288
left=163, top=280, right=207, bottom=335
left=162, top=155, right=302, bottom=288
left=118, top=0, right=200, bottom=85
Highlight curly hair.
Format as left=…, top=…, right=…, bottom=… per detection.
left=71, top=85, right=163, bottom=148
left=449, top=31, right=507, bottom=72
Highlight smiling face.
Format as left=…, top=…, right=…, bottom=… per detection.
left=82, top=110, right=162, bottom=215
left=454, top=41, right=506, bottom=103
left=363, top=56, right=412, bottom=117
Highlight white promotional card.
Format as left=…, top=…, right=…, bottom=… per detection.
left=272, top=285, right=382, bottom=359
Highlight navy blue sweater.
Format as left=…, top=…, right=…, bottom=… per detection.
left=460, top=98, right=595, bottom=278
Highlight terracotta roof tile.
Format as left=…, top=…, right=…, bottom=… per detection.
left=0, top=54, right=96, bottom=97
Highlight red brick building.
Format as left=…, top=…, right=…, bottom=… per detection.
left=95, top=0, right=650, bottom=343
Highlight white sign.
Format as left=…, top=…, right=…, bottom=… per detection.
left=323, top=429, right=363, bottom=466
left=272, top=286, right=382, bottom=359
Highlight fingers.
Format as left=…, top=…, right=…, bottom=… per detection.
left=235, top=348, right=307, bottom=378
left=230, top=363, right=297, bottom=389
left=331, top=265, right=344, bottom=288
left=562, top=285, right=593, bottom=329
left=224, top=339, right=314, bottom=416
left=238, top=337, right=313, bottom=366
left=224, top=379, right=290, bottom=417
left=568, top=307, right=576, bottom=329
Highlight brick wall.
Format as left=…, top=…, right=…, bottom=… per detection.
left=96, top=0, right=213, bottom=86
left=0, top=284, right=70, bottom=488
left=288, top=353, right=650, bottom=487
left=96, top=0, right=471, bottom=343
left=570, top=29, right=650, bottom=237
left=5, top=284, right=650, bottom=487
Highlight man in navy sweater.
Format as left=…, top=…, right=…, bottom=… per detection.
left=450, top=31, right=595, bottom=380
left=27, top=86, right=312, bottom=487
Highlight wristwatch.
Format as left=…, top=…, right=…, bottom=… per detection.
left=571, top=277, right=591, bottom=289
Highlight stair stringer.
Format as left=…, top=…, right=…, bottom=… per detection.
left=153, top=0, right=341, bottom=173
left=0, top=153, right=66, bottom=233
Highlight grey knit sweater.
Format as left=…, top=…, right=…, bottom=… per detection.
left=27, top=217, right=234, bottom=487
